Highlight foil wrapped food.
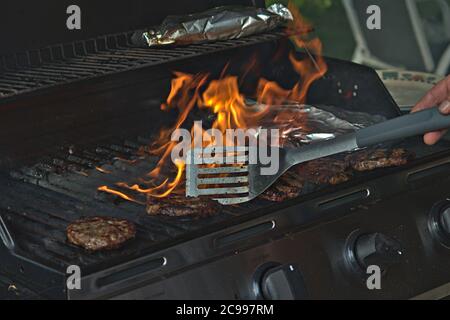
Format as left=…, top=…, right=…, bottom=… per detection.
left=254, top=103, right=387, bottom=147
left=132, top=4, right=293, bottom=47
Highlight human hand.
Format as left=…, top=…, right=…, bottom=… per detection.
left=411, top=75, right=450, bottom=145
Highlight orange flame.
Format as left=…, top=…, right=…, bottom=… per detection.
left=202, top=76, right=270, bottom=133
left=99, top=2, right=328, bottom=202
left=97, top=186, right=145, bottom=205
left=117, top=160, right=185, bottom=198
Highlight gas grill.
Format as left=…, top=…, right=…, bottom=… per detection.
left=1, top=1, right=450, bottom=300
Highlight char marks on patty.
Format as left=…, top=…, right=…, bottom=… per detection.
left=346, top=148, right=414, bottom=172
left=146, top=193, right=222, bottom=217
left=296, top=158, right=353, bottom=185
left=67, top=217, right=136, bottom=251
left=259, top=171, right=304, bottom=202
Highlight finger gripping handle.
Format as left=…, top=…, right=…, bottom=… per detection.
left=356, top=107, right=450, bottom=148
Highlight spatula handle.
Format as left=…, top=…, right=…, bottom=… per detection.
left=356, top=107, right=450, bottom=148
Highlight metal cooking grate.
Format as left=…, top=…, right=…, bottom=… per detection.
left=0, top=30, right=285, bottom=100
left=1, top=135, right=262, bottom=273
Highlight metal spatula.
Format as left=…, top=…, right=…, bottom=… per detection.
left=186, top=107, right=450, bottom=205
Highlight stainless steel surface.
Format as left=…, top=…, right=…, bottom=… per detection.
left=186, top=134, right=358, bottom=205
left=186, top=146, right=251, bottom=204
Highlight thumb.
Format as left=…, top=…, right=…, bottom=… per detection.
left=439, top=100, right=450, bottom=114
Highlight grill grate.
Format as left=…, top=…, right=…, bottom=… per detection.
left=2, top=134, right=262, bottom=273
left=0, top=30, right=285, bottom=100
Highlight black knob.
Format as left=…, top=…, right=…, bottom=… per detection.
left=429, top=200, right=450, bottom=247
left=257, top=263, right=308, bottom=300
left=439, top=207, right=450, bottom=235
left=345, top=232, right=403, bottom=278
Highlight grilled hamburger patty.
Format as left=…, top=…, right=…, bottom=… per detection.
left=67, top=217, right=136, bottom=251
left=260, top=148, right=412, bottom=202
left=259, top=171, right=304, bottom=202
left=146, top=194, right=222, bottom=217
left=296, top=158, right=352, bottom=185
left=346, top=148, right=413, bottom=172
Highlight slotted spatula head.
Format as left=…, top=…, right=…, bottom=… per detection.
left=186, top=145, right=288, bottom=205
left=185, top=134, right=361, bottom=205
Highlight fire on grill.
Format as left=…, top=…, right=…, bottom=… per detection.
left=96, top=3, right=414, bottom=219
left=98, top=3, right=326, bottom=207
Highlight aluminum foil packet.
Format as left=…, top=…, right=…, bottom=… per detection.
left=131, top=4, right=293, bottom=47
left=255, top=103, right=387, bottom=147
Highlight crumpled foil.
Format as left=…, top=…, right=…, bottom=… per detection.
left=256, top=103, right=387, bottom=147
left=131, top=4, right=293, bottom=47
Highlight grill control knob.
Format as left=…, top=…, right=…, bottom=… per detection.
left=346, top=232, right=403, bottom=276
left=429, top=200, right=450, bottom=246
left=355, top=233, right=404, bottom=271
left=255, top=263, right=308, bottom=300
left=440, top=207, right=450, bottom=235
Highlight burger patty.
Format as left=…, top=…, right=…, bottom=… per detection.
left=67, top=217, right=136, bottom=251
left=346, top=148, right=414, bottom=172
left=260, top=148, right=412, bottom=202
left=259, top=171, right=304, bottom=202
left=146, top=194, right=222, bottom=217
left=296, top=158, right=352, bottom=185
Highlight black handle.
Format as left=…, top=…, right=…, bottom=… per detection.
left=354, top=233, right=403, bottom=270
left=356, top=107, right=450, bottom=148
left=261, top=264, right=308, bottom=300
